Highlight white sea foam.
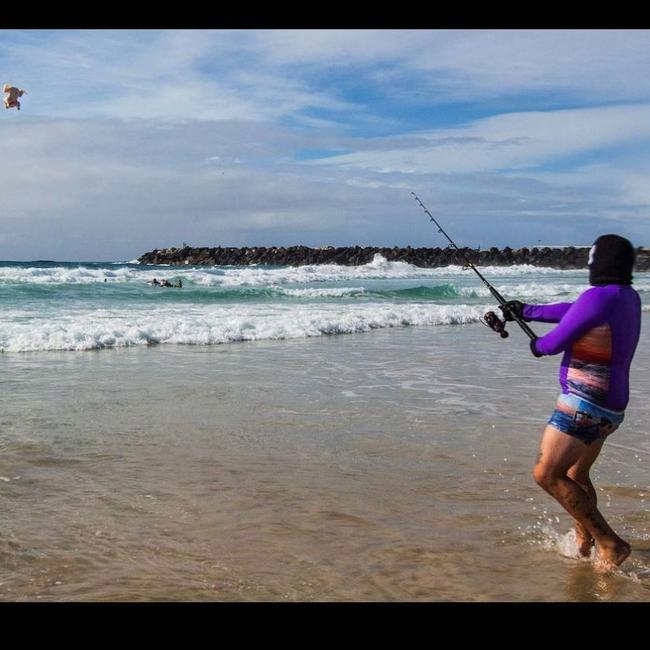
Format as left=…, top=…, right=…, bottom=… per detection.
left=0, top=255, right=576, bottom=287
left=0, top=265, right=141, bottom=284
left=457, top=282, right=589, bottom=299
left=213, top=257, right=570, bottom=287
left=0, top=302, right=489, bottom=352
left=275, top=287, right=368, bottom=298
left=532, top=523, right=593, bottom=560
left=2, top=255, right=648, bottom=353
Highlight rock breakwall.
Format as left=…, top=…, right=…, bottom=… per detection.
left=138, top=245, right=650, bottom=271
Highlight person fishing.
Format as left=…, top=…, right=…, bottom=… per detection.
left=412, top=194, right=642, bottom=570
left=500, top=234, right=641, bottom=569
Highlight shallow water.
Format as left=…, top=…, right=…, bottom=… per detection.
left=1, top=320, right=648, bottom=601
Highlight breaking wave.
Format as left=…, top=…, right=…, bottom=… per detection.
left=0, top=303, right=488, bottom=352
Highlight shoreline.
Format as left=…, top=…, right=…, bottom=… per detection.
left=138, top=245, right=650, bottom=271
left=3, top=325, right=649, bottom=601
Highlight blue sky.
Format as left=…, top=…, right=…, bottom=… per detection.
left=1, top=29, right=650, bottom=261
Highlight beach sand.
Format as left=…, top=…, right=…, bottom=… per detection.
left=1, top=321, right=649, bottom=601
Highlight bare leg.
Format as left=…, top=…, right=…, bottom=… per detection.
left=567, top=444, right=603, bottom=557
left=533, top=425, right=630, bottom=569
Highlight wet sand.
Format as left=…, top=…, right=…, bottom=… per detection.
left=1, top=321, right=649, bottom=601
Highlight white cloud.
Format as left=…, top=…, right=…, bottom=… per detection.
left=242, top=29, right=422, bottom=65
left=310, top=104, right=650, bottom=174
left=6, top=30, right=650, bottom=125
left=0, top=118, right=392, bottom=258
left=0, top=30, right=361, bottom=123
left=1, top=30, right=650, bottom=259
left=202, top=30, right=650, bottom=109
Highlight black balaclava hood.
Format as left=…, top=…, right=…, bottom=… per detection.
left=588, top=234, right=635, bottom=286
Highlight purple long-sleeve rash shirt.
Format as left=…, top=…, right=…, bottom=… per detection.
left=523, top=285, right=641, bottom=411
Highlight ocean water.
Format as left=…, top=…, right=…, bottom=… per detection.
left=1, top=256, right=649, bottom=601
left=2, top=254, right=648, bottom=353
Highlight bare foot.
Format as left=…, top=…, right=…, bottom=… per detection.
left=594, top=540, right=631, bottom=571
left=575, top=524, right=594, bottom=557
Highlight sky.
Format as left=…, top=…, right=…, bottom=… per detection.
left=1, top=29, right=650, bottom=261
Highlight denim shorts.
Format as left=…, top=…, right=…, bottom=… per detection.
left=548, top=393, right=625, bottom=445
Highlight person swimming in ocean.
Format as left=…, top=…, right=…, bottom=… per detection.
left=500, top=234, right=641, bottom=570
left=149, top=278, right=182, bottom=288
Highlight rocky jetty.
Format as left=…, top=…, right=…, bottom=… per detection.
left=138, top=245, right=650, bottom=271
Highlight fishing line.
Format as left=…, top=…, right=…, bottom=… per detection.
left=411, top=191, right=538, bottom=341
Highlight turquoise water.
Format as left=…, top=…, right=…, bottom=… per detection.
left=1, top=256, right=649, bottom=601
left=4, top=255, right=646, bottom=352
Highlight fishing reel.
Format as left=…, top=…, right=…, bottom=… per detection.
left=480, top=310, right=509, bottom=338
left=410, top=192, right=536, bottom=342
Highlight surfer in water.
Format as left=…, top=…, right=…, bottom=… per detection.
left=149, top=278, right=182, bottom=288
left=501, top=235, right=641, bottom=570
left=160, top=279, right=182, bottom=288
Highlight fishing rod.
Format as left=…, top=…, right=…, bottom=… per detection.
left=411, top=192, right=537, bottom=341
